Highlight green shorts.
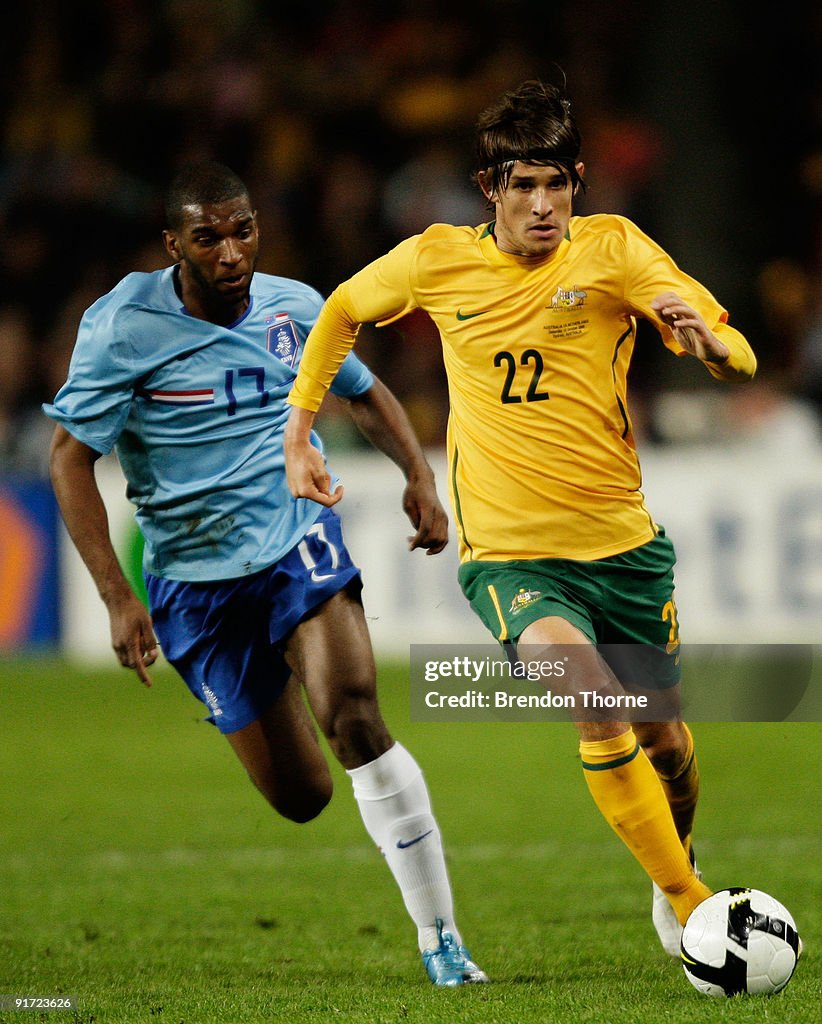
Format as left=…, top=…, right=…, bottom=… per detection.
left=458, top=530, right=681, bottom=689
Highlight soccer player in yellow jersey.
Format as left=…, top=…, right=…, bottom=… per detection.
left=284, top=80, right=757, bottom=959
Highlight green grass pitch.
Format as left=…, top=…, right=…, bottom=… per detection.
left=0, top=655, right=818, bottom=1023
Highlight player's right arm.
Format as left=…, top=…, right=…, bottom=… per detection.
left=49, top=426, right=158, bottom=686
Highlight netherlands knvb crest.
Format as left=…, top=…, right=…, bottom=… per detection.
left=550, top=286, right=587, bottom=309
left=266, top=313, right=300, bottom=366
left=510, top=588, right=542, bottom=614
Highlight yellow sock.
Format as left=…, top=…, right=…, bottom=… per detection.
left=656, top=723, right=699, bottom=846
left=580, top=730, right=712, bottom=924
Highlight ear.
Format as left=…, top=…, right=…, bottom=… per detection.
left=573, top=161, right=585, bottom=194
left=162, top=229, right=182, bottom=263
left=476, top=170, right=495, bottom=202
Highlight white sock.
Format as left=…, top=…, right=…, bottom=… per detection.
left=347, top=741, right=459, bottom=951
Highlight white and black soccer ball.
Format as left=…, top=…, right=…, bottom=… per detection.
left=680, top=887, right=801, bottom=996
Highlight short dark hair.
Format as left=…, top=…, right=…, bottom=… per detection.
left=164, top=161, right=250, bottom=230
left=473, top=79, right=585, bottom=196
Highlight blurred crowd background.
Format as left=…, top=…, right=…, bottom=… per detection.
left=1, top=0, right=820, bottom=473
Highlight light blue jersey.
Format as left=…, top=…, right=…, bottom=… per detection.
left=44, top=266, right=373, bottom=581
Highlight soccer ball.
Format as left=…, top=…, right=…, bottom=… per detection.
left=680, top=887, right=801, bottom=996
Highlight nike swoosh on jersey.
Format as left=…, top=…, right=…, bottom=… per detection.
left=396, top=829, right=433, bottom=849
left=456, top=309, right=489, bottom=320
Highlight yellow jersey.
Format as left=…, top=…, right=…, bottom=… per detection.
left=290, top=214, right=756, bottom=563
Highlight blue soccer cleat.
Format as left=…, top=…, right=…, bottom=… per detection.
left=422, top=918, right=489, bottom=986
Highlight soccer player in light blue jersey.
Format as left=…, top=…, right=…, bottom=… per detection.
left=45, top=161, right=486, bottom=986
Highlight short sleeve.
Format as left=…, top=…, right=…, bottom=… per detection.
left=42, top=299, right=138, bottom=454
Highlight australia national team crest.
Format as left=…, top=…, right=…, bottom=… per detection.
left=266, top=313, right=300, bottom=367
left=510, top=588, right=542, bottom=614
left=550, top=285, right=587, bottom=310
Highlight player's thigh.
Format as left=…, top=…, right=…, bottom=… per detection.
left=286, top=586, right=391, bottom=761
left=225, top=673, right=333, bottom=821
left=519, top=615, right=629, bottom=740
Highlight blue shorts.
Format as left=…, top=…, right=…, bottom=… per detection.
left=145, top=507, right=362, bottom=733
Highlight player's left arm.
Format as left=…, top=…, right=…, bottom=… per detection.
left=343, top=376, right=449, bottom=555
left=286, top=238, right=421, bottom=509
left=651, top=291, right=757, bottom=382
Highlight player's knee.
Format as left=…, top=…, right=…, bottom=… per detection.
left=324, top=695, right=391, bottom=766
left=248, top=763, right=333, bottom=823
left=640, top=723, right=689, bottom=777
left=273, top=776, right=333, bottom=824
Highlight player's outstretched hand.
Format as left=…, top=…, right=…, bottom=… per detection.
left=403, top=471, right=449, bottom=555
left=651, top=292, right=729, bottom=364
